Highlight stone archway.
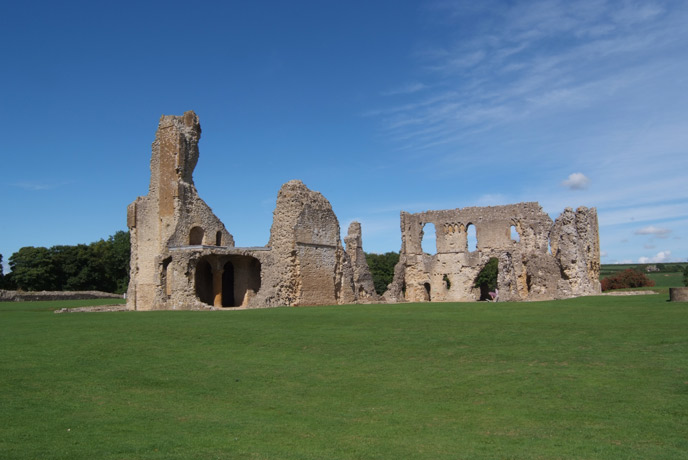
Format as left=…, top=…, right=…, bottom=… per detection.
left=194, top=259, right=214, bottom=305
left=222, top=255, right=261, bottom=307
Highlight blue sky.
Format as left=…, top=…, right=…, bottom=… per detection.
left=2, top=0, right=687, bottom=273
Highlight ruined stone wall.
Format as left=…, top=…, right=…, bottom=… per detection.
left=386, top=203, right=600, bottom=302
left=127, top=112, right=376, bottom=310
left=344, top=222, right=378, bottom=302
left=264, top=180, right=357, bottom=306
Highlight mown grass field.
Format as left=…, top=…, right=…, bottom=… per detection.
left=1, top=295, right=687, bottom=459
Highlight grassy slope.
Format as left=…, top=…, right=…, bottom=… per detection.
left=1, top=297, right=687, bottom=459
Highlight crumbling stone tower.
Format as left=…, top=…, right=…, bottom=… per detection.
left=127, top=111, right=377, bottom=310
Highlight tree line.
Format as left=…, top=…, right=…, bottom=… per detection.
left=6, top=238, right=682, bottom=297
left=0, top=231, right=130, bottom=294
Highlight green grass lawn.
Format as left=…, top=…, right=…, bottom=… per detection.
left=1, top=296, right=687, bottom=459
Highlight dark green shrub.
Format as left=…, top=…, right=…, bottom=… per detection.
left=601, top=268, right=655, bottom=291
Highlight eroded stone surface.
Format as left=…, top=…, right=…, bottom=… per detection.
left=385, top=203, right=600, bottom=302
left=344, top=222, right=378, bottom=302
left=127, top=112, right=376, bottom=310
left=127, top=111, right=599, bottom=310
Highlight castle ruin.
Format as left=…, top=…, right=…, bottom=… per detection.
left=384, top=204, right=601, bottom=302
left=126, top=111, right=377, bottom=310
left=127, top=111, right=600, bottom=310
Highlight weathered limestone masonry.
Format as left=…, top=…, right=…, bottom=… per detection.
left=384, top=203, right=601, bottom=302
left=127, top=111, right=377, bottom=310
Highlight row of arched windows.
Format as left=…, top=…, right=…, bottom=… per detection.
left=420, top=223, right=521, bottom=255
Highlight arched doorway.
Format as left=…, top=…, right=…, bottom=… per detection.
left=220, top=256, right=261, bottom=307
left=474, top=257, right=499, bottom=301
left=194, top=259, right=213, bottom=305
left=222, top=261, right=235, bottom=307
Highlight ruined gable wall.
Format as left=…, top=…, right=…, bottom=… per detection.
left=264, top=180, right=356, bottom=306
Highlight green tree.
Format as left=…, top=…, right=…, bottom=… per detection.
left=684, top=265, right=688, bottom=287
left=365, top=252, right=400, bottom=295
left=52, top=244, right=104, bottom=291
left=7, top=230, right=130, bottom=293
left=102, top=230, right=130, bottom=293
left=9, top=247, right=58, bottom=291
left=474, top=257, right=499, bottom=300
left=0, top=254, right=4, bottom=289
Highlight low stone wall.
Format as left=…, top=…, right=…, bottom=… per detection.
left=0, top=290, right=123, bottom=302
left=669, top=287, right=688, bottom=302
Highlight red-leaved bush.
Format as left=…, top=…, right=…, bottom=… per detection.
left=601, top=269, right=655, bottom=291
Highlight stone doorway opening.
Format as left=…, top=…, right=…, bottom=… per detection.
left=194, top=259, right=214, bottom=305
left=194, top=255, right=262, bottom=307
left=475, top=257, right=499, bottom=301
left=221, top=256, right=261, bottom=307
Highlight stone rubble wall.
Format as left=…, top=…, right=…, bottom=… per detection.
left=344, top=222, right=379, bottom=302
left=127, top=111, right=598, bottom=310
left=387, top=203, right=600, bottom=302
left=127, top=112, right=376, bottom=310
left=0, top=290, right=123, bottom=302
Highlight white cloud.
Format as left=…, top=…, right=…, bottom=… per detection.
left=561, top=172, right=590, bottom=190
left=634, top=225, right=672, bottom=238
left=638, top=250, right=672, bottom=263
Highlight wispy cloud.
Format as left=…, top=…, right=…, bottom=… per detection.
left=372, top=0, right=688, bottom=152
left=634, top=225, right=672, bottom=238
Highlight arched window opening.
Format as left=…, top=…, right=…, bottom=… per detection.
left=190, top=226, right=204, bottom=246
left=194, top=259, right=214, bottom=305
left=216, top=231, right=222, bottom=246
left=467, top=223, right=478, bottom=252
left=474, top=257, right=499, bottom=301
left=421, top=223, right=437, bottom=255
left=510, top=225, right=520, bottom=243
left=161, top=257, right=172, bottom=299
